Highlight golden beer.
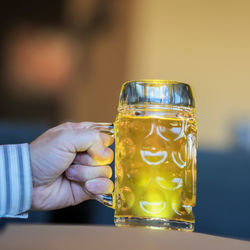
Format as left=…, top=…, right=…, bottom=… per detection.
left=114, top=114, right=197, bottom=226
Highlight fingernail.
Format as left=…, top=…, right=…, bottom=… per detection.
left=85, top=179, right=97, bottom=191
left=107, top=168, right=112, bottom=178
left=67, top=168, right=76, bottom=177
left=102, top=147, right=110, bottom=156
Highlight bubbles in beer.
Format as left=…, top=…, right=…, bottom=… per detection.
left=118, top=137, right=136, bottom=159
left=115, top=163, right=124, bottom=183
left=128, top=162, right=151, bottom=187
left=120, top=186, right=135, bottom=211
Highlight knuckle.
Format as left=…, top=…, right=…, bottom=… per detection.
left=55, top=122, right=74, bottom=130
left=92, top=130, right=102, bottom=140
left=64, top=122, right=74, bottom=128
left=84, top=167, right=90, bottom=181
left=56, top=129, right=70, bottom=142
left=81, top=122, right=93, bottom=128
left=87, top=129, right=102, bottom=144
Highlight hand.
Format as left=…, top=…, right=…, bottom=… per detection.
left=30, top=122, right=114, bottom=210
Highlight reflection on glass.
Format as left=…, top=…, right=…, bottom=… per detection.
left=172, top=151, right=186, bottom=168
left=140, top=201, right=166, bottom=214
left=140, top=123, right=168, bottom=165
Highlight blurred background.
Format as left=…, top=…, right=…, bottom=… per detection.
left=0, top=0, right=250, bottom=240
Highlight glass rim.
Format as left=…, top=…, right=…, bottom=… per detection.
left=122, top=79, right=191, bottom=86
left=119, top=79, right=195, bottom=109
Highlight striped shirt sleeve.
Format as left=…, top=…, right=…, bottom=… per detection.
left=0, top=144, right=32, bottom=218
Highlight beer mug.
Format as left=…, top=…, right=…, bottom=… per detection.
left=86, top=80, right=197, bottom=231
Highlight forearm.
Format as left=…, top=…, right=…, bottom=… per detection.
left=0, top=144, right=32, bottom=218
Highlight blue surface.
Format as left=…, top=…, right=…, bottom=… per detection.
left=194, top=150, right=250, bottom=240
left=0, top=121, right=49, bottom=144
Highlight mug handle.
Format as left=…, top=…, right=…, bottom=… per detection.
left=83, top=122, right=115, bottom=209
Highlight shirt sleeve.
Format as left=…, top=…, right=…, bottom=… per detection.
left=0, top=144, right=32, bottom=218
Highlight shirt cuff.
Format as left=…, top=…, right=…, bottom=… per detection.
left=0, top=144, right=32, bottom=218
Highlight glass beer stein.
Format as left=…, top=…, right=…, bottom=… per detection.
left=86, top=80, right=197, bottom=231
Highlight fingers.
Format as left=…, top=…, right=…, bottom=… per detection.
left=74, top=147, right=113, bottom=166
left=85, top=178, right=114, bottom=194
left=100, top=133, right=114, bottom=147
left=86, top=133, right=114, bottom=164
left=51, top=122, right=114, bottom=165
left=55, top=122, right=114, bottom=147
left=66, top=164, right=112, bottom=182
left=69, top=178, right=114, bottom=206
left=52, top=122, right=114, bottom=164
left=60, top=125, right=113, bottom=165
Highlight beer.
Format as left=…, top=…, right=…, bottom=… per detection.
left=114, top=114, right=197, bottom=224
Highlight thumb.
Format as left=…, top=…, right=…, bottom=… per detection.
left=65, top=128, right=113, bottom=164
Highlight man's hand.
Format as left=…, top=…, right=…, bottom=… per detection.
left=30, top=122, right=114, bottom=210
